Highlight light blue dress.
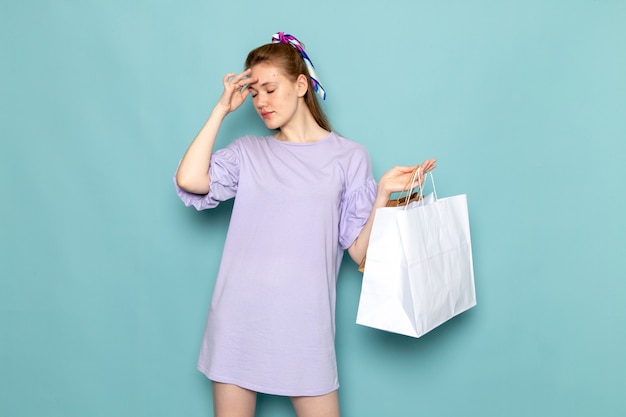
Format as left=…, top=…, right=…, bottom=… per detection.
left=175, top=132, right=376, bottom=396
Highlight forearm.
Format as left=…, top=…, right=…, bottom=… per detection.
left=175, top=106, right=228, bottom=194
left=347, top=185, right=392, bottom=264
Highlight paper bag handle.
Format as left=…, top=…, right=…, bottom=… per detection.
left=393, top=166, right=437, bottom=208
left=389, top=166, right=423, bottom=207
left=405, top=170, right=437, bottom=210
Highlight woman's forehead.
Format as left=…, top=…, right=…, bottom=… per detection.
left=249, top=63, right=286, bottom=83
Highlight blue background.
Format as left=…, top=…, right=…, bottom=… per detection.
left=1, top=1, right=625, bottom=416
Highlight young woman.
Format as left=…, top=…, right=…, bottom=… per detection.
left=175, top=32, right=436, bottom=417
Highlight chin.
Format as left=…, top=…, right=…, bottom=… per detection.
left=263, top=121, right=282, bottom=130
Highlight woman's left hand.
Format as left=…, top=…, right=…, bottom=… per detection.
left=377, top=159, right=437, bottom=197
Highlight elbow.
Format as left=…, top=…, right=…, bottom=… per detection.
left=176, top=171, right=210, bottom=195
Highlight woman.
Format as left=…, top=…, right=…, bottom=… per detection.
left=175, top=32, right=436, bottom=417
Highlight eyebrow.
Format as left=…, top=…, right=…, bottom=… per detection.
left=248, top=81, right=277, bottom=90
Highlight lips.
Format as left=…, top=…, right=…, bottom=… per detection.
left=261, top=111, right=273, bottom=119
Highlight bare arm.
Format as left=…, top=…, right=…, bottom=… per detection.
left=175, top=70, right=256, bottom=194
left=347, top=159, right=437, bottom=264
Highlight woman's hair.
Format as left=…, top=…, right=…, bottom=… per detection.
left=245, top=43, right=331, bottom=132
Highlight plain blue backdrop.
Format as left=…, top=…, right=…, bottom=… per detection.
left=1, top=1, right=625, bottom=416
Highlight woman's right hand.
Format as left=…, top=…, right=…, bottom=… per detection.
left=215, top=69, right=256, bottom=115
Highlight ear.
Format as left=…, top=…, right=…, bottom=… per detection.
left=296, top=74, right=308, bottom=97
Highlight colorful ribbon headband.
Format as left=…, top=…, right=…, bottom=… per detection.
left=272, top=32, right=326, bottom=100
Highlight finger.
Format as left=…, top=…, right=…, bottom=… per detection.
left=223, top=72, right=236, bottom=84
left=421, top=159, right=437, bottom=172
left=396, top=165, right=419, bottom=174
left=222, top=72, right=252, bottom=93
left=237, top=77, right=258, bottom=91
left=232, top=69, right=253, bottom=87
left=235, top=68, right=252, bottom=80
left=239, top=87, right=252, bottom=101
left=230, top=81, right=252, bottom=94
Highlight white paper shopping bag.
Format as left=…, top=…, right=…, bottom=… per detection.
left=356, top=205, right=418, bottom=336
left=398, top=193, right=476, bottom=336
left=356, top=174, right=476, bottom=338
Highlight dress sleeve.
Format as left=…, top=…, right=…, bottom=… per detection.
left=173, top=144, right=240, bottom=211
left=338, top=151, right=377, bottom=249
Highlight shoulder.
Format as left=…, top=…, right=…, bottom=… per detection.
left=323, top=133, right=373, bottom=186
left=327, top=132, right=371, bottom=163
left=221, top=135, right=274, bottom=154
left=229, top=135, right=272, bottom=147
left=327, top=132, right=369, bottom=153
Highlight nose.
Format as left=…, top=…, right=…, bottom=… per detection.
left=254, top=94, right=266, bottom=109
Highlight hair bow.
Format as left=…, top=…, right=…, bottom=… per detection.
left=272, top=32, right=326, bottom=100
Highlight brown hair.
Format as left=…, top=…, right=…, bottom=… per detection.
left=245, top=43, right=331, bottom=132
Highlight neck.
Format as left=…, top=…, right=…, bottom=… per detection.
left=275, top=106, right=330, bottom=143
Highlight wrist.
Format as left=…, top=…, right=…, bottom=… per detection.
left=374, top=189, right=392, bottom=207
left=211, top=103, right=230, bottom=119
left=376, top=182, right=393, bottom=200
